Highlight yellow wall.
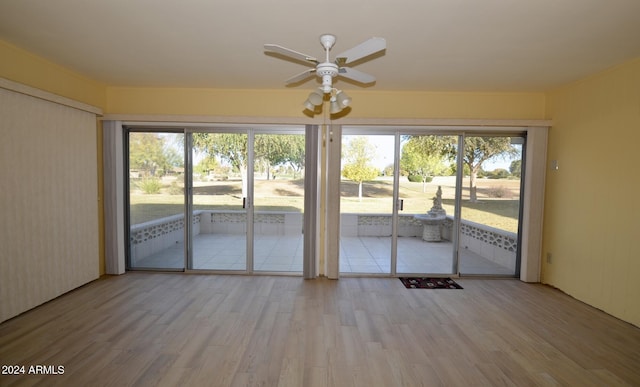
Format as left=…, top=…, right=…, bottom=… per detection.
left=106, top=87, right=546, bottom=119
left=543, top=58, right=640, bottom=327
left=0, top=40, right=107, bottom=108
left=2, top=38, right=545, bottom=121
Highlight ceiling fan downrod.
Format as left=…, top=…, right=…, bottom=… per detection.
left=318, top=34, right=338, bottom=93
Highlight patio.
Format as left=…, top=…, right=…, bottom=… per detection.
left=134, top=233, right=515, bottom=275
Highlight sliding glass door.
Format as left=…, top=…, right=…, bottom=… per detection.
left=188, top=131, right=248, bottom=271
left=125, top=125, right=524, bottom=278
left=127, top=131, right=185, bottom=270
left=338, top=129, right=524, bottom=278
left=458, top=135, right=525, bottom=276
left=396, top=134, right=460, bottom=275
left=339, top=133, right=395, bottom=274
left=186, top=128, right=305, bottom=273
left=338, top=131, right=460, bottom=276
left=126, top=126, right=305, bottom=273
left=252, top=132, right=305, bottom=272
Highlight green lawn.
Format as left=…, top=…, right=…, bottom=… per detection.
left=130, top=176, right=520, bottom=232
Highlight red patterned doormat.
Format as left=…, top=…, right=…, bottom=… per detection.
left=399, top=277, right=463, bottom=289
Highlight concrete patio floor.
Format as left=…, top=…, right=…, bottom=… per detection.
left=133, top=234, right=514, bottom=276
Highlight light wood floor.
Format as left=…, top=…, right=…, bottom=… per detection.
left=1, top=273, right=639, bottom=386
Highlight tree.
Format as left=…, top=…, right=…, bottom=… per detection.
left=408, top=135, right=516, bottom=202
left=255, top=134, right=305, bottom=179
left=383, top=163, right=395, bottom=177
left=509, top=159, right=522, bottom=178
left=463, top=137, right=517, bottom=201
left=281, top=135, right=306, bottom=179
left=193, top=133, right=248, bottom=195
left=194, top=155, right=218, bottom=176
left=192, top=133, right=306, bottom=196
left=341, top=137, right=379, bottom=201
left=400, top=137, right=448, bottom=192
left=488, top=168, right=510, bottom=179
left=129, top=133, right=182, bottom=177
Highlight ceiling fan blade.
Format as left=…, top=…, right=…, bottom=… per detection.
left=285, top=69, right=316, bottom=85
left=338, top=67, right=376, bottom=84
left=264, top=44, right=318, bottom=64
left=335, top=37, right=386, bottom=64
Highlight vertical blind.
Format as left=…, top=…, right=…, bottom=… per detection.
left=0, top=84, right=100, bottom=322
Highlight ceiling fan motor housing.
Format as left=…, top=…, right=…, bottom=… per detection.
left=317, top=62, right=339, bottom=93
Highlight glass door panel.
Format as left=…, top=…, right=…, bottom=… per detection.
left=339, top=134, right=395, bottom=274
left=397, top=134, right=459, bottom=274
left=459, top=135, right=524, bottom=276
left=189, top=132, right=248, bottom=271
left=253, top=132, right=305, bottom=272
left=128, top=131, right=185, bottom=270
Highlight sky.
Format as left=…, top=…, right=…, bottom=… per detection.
left=160, top=132, right=520, bottom=172
left=343, top=134, right=521, bottom=172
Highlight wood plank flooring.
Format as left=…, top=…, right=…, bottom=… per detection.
left=1, top=273, right=639, bottom=386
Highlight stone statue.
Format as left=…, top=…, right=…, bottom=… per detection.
left=433, top=186, right=443, bottom=208
left=428, top=186, right=446, bottom=216
left=414, top=185, right=447, bottom=241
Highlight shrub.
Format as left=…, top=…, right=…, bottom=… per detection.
left=407, top=175, right=432, bottom=183
left=168, top=181, right=183, bottom=195
left=487, top=185, right=511, bottom=198
left=139, top=177, right=162, bottom=194
left=488, top=168, right=510, bottom=179
left=383, top=164, right=395, bottom=176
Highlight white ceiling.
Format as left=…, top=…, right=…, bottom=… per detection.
left=1, top=0, right=639, bottom=92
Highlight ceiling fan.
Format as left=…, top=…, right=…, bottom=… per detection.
left=264, top=34, right=386, bottom=92
left=264, top=34, right=386, bottom=113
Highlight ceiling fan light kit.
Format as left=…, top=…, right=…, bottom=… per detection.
left=264, top=33, right=386, bottom=115
left=307, top=88, right=324, bottom=106
left=335, top=90, right=351, bottom=107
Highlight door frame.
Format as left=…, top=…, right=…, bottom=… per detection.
left=338, top=128, right=465, bottom=277
left=184, top=126, right=308, bottom=274
left=124, top=127, right=187, bottom=271
left=108, top=119, right=548, bottom=282
left=330, top=125, right=538, bottom=279
left=184, top=127, right=252, bottom=273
